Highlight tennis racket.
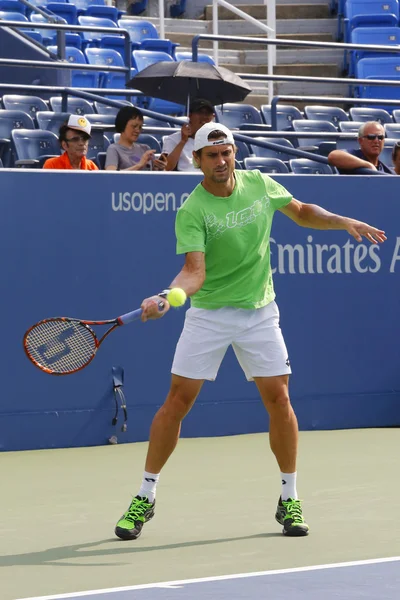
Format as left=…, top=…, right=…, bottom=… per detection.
left=23, top=301, right=165, bottom=376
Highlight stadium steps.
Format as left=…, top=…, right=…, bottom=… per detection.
left=204, top=3, right=331, bottom=20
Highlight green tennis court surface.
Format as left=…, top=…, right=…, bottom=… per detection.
left=1, top=429, right=399, bottom=600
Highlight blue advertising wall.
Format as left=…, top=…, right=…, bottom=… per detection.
left=0, top=171, right=399, bottom=451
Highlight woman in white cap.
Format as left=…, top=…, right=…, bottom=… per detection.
left=43, top=115, right=98, bottom=170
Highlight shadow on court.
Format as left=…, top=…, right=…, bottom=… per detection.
left=0, top=532, right=281, bottom=568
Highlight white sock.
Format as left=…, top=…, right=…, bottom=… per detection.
left=138, top=471, right=160, bottom=503
left=281, top=472, right=298, bottom=501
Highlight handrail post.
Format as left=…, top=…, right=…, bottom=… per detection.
left=123, top=31, right=131, bottom=87
left=271, top=95, right=279, bottom=130
left=61, top=90, right=68, bottom=112
left=56, top=29, right=66, bottom=60
left=158, top=0, right=165, bottom=41
left=213, top=0, right=219, bottom=66
left=192, top=35, right=199, bottom=62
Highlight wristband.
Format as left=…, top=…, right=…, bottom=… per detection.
left=158, top=288, right=171, bottom=299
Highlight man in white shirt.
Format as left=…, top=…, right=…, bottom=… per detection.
left=162, top=99, right=215, bottom=171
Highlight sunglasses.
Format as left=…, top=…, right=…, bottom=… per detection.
left=65, top=134, right=89, bottom=143
left=362, top=134, right=385, bottom=141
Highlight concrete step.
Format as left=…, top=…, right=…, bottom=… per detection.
left=220, top=62, right=339, bottom=77
left=213, top=17, right=336, bottom=35
left=169, top=31, right=333, bottom=49
left=240, top=93, right=347, bottom=110
left=204, top=3, right=330, bottom=20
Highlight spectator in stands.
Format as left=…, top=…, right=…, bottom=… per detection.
left=391, top=141, right=400, bottom=175
left=162, top=98, right=215, bottom=171
left=43, top=115, right=98, bottom=170
left=105, top=106, right=166, bottom=171
left=328, top=121, right=393, bottom=175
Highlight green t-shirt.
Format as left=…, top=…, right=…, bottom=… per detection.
left=175, top=170, right=293, bottom=309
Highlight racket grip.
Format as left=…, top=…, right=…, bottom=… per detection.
left=118, top=301, right=165, bottom=325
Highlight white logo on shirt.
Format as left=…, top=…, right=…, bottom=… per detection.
left=205, top=195, right=271, bottom=241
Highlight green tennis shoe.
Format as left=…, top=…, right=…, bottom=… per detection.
left=115, top=496, right=155, bottom=540
left=275, top=497, right=309, bottom=536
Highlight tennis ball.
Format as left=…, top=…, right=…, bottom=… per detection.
left=167, top=288, right=187, bottom=307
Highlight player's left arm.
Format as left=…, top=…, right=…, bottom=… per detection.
left=279, top=198, right=387, bottom=244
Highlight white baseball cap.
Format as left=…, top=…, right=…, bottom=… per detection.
left=193, top=122, right=235, bottom=152
left=67, top=114, right=91, bottom=137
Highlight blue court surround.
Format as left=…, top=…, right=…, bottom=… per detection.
left=15, top=558, right=400, bottom=600
left=0, top=171, right=399, bottom=450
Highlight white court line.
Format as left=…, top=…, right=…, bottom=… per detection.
left=15, top=555, right=400, bottom=600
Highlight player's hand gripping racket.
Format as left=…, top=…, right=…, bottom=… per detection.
left=23, top=302, right=165, bottom=376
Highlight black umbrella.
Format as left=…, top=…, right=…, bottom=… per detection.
left=127, top=61, right=252, bottom=108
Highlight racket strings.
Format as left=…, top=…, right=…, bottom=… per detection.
left=25, top=320, right=97, bottom=373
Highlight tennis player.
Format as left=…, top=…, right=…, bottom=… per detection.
left=115, top=122, right=387, bottom=540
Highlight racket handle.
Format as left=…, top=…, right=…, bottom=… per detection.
left=118, top=301, right=165, bottom=325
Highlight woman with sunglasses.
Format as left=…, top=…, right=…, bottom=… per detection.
left=328, top=121, right=394, bottom=175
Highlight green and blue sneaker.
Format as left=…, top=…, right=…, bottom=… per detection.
left=115, top=495, right=155, bottom=541
left=275, top=497, right=309, bottom=537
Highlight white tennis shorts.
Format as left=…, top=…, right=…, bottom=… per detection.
left=171, top=300, right=291, bottom=381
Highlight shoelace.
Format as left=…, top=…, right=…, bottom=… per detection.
left=282, top=499, right=304, bottom=523
left=124, top=497, right=151, bottom=523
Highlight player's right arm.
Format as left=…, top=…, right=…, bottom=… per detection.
left=328, top=150, right=377, bottom=171
left=141, top=252, right=205, bottom=322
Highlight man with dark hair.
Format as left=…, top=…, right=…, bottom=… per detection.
left=162, top=98, right=215, bottom=171
left=328, top=121, right=394, bottom=175
left=115, top=122, right=386, bottom=542
left=105, top=105, right=166, bottom=171
left=43, top=115, right=98, bottom=170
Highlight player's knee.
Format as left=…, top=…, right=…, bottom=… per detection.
left=163, top=388, right=196, bottom=420
left=264, top=390, right=291, bottom=410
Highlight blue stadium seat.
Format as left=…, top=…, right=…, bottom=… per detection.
left=2, top=94, right=48, bottom=124
left=118, top=19, right=178, bottom=55
left=46, top=2, right=77, bottom=25
left=349, top=27, right=400, bottom=76
left=85, top=47, right=127, bottom=90
left=355, top=57, right=400, bottom=110
left=234, top=139, right=251, bottom=164
left=243, top=156, right=290, bottom=173
left=99, top=34, right=126, bottom=60
left=290, top=158, right=336, bottom=174
left=86, top=112, right=116, bottom=142
left=12, top=128, right=60, bottom=167
left=343, top=0, right=399, bottom=43
left=260, top=104, right=304, bottom=130
left=78, top=16, right=118, bottom=44
left=0, top=0, right=26, bottom=15
left=170, top=0, right=186, bottom=18
left=338, top=120, right=363, bottom=132
left=137, top=133, right=161, bottom=153
left=392, top=109, right=400, bottom=122
left=47, top=45, right=100, bottom=88
left=132, top=50, right=184, bottom=114
left=349, top=106, right=393, bottom=124
left=30, top=13, right=67, bottom=45
left=84, top=5, right=119, bottom=23
left=24, top=30, right=43, bottom=45
left=36, top=111, right=70, bottom=135
left=93, top=99, right=133, bottom=114
left=385, top=123, right=400, bottom=138
left=336, top=138, right=359, bottom=151
left=50, top=32, right=82, bottom=49
left=87, top=129, right=110, bottom=160
left=0, top=109, right=34, bottom=166
left=249, top=137, right=295, bottom=161
left=304, top=105, right=348, bottom=127
left=143, top=116, right=171, bottom=127
left=0, top=10, right=28, bottom=21
left=215, top=104, right=263, bottom=129
left=50, top=96, right=95, bottom=114
left=292, top=119, right=337, bottom=149
left=379, top=137, right=397, bottom=164
left=175, top=51, right=215, bottom=65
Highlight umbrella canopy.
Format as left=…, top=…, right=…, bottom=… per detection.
left=127, top=61, right=252, bottom=107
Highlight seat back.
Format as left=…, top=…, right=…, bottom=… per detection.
left=338, top=120, right=363, bottom=132
left=385, top=123, right=400, bottom=138
left=94, top=99, right=133, bottom=114
left=2, top=94, right=48, bottom=123
left=11, top=128, right=60, bottom=160
left=215, top=104, right=262, bottom=129
left=0, top=0, right=26, bottom=15
left=261, top=104, right=304, bottom=130
left=175, top=51, right=215, bottom=65
left=132, top=49, right=173, bottom=71
left=0, top=109, right=35, bottom=166
left=49, top=96, right=95, bottom=114
left=304, top=105, right=348, bottom=127
left=47, top=45, right=100, bottom=88
left=290, top=158, right=335, bottom=174
left=118, top=19, right=158, bottom=43
left=292, top=119, right=337, bottom=146
left=137, top=133, right=161, bottom=153
left=243, top=157, right=290, bottom=173
left=46, top=2, right=77, bottom=25
left=84, top=5, right=119, bottom=23
left=30, top=13, right=67, bottom=42
left=36, top=111, right=70, bottom=135
left=0, top=10, right=28, bottom=20
left=249, top=137, right=295, bottom=161
left=349, top=106, right=392, bottom=124
left=78, top=16, right=117, bottom=42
